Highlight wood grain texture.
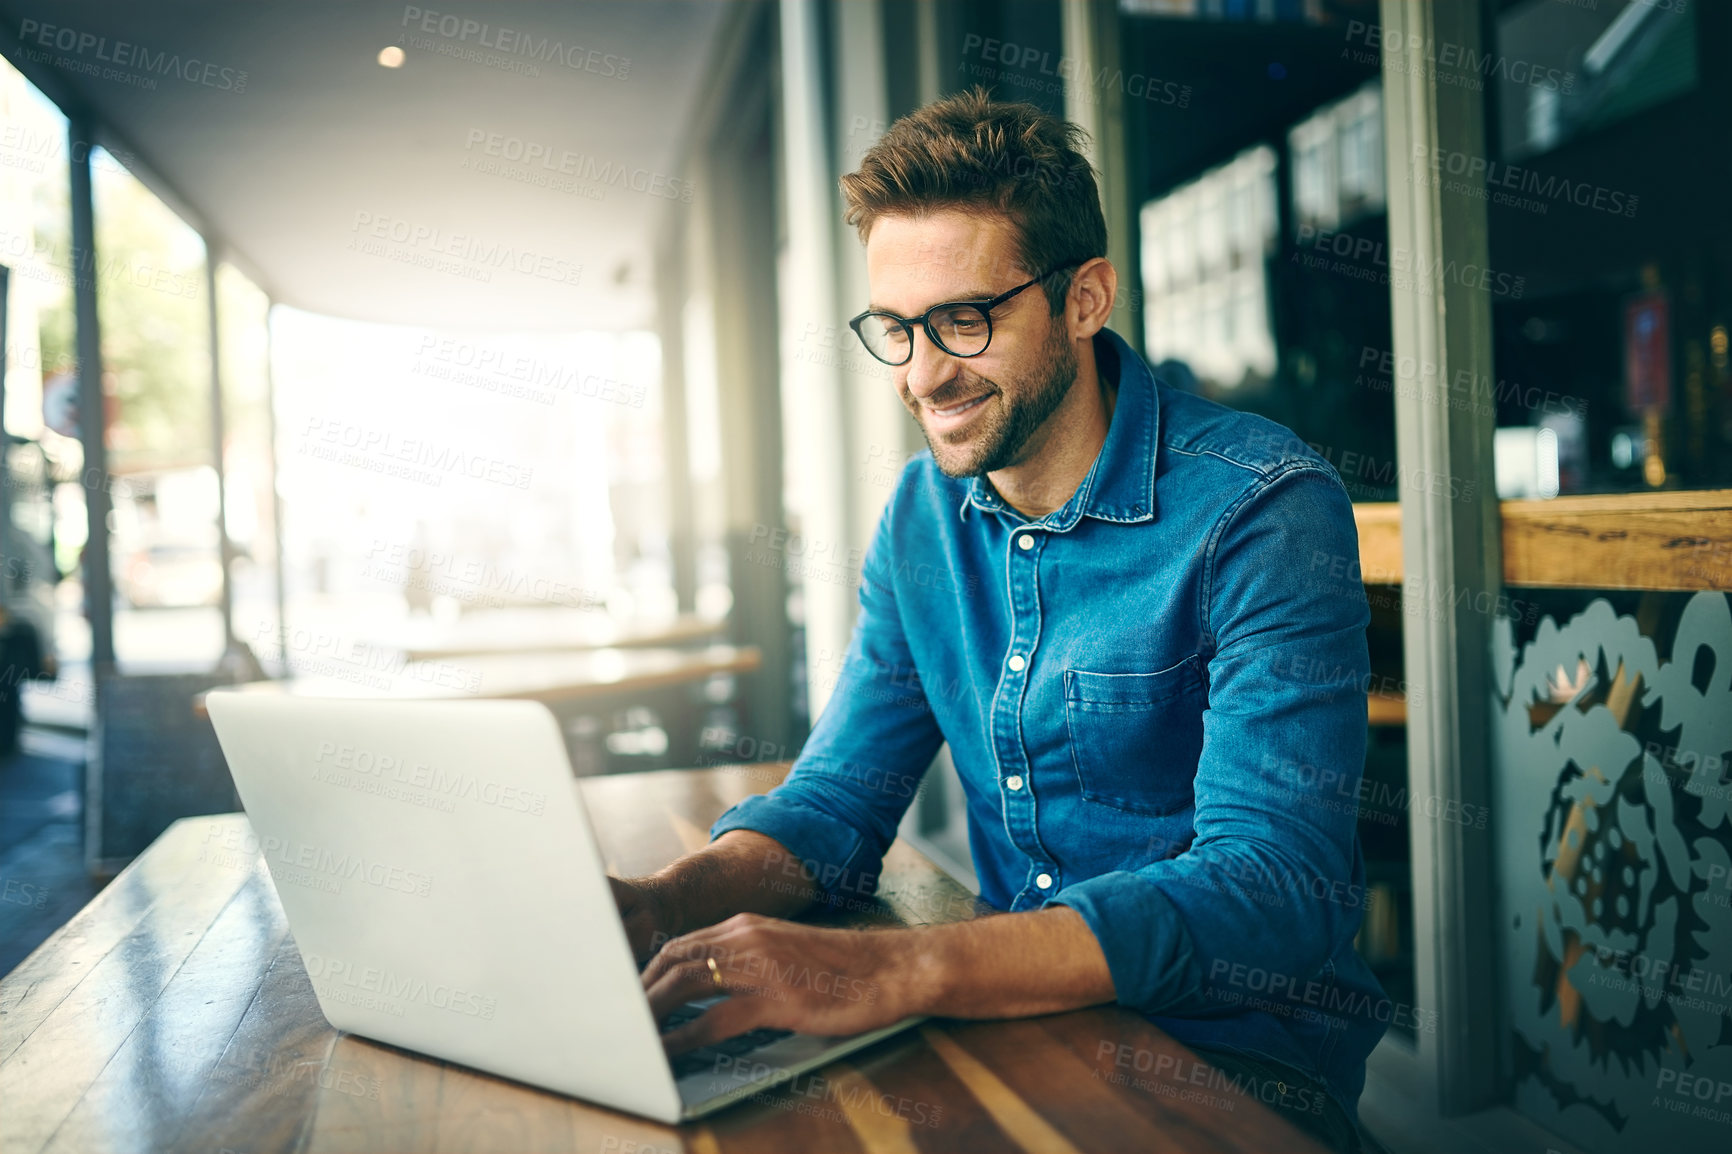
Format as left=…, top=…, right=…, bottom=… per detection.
left=1352, top=490, right=1732, bottom=590
left=194, top=646, right=763, bottom=719
left=1351, top=502, right=1404, bottom=585
left=245, top=645, right=763, bottom=703
left=0, top=765, right=1330, bottom=1154
left=1366, top=692, right=1407, bottom=728
left=383, top=613, right=725, bottom=663
left=1498, top=490, right=1732, bottom=590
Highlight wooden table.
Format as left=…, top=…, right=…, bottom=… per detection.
left=196, top=646, right=762, bottom=772
left=0, top=765, right=1329, bottom=1154
left=222, top=644, right=760, bottom=705
left=365, top=611, right=725, bottom=663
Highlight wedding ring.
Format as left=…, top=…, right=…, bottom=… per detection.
left=707, top=955, right=724, bottom=989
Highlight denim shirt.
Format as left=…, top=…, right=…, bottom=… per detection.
left=712, top=327, right=1390, bottom=1117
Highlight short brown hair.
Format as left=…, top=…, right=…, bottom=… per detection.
left=839, top=87, right=1107, bottom=315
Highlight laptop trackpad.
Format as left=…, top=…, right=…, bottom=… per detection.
left=673, top=1028, right=865, bottom=1108
left=663, top=999, right=924, bottom=1117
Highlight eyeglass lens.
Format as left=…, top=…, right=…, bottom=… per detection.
left=858, top=303, right=993, bottom=364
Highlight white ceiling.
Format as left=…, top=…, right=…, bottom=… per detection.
left=0, top=0, right=730, bottom=331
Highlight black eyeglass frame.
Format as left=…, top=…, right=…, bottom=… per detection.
left=847, top=259, right=1085, bottom=367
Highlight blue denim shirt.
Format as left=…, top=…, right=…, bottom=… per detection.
left=712, top=327, right=1389, bottom=1116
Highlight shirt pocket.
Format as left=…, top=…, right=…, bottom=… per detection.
left=1064, top=659, right=1206, bottom=816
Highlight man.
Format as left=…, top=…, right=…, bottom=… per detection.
left=613, top=88, right=1387, bottom=1153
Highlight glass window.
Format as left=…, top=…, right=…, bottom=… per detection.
left=1138, top=144, right=1278, bottom=390
left=1496, top=0, right=1697, bottom=164
left=1483, top=0, right=1725, bottom=496
left=212, top=266, right=277, bottom=657
left=0, top=60, right=82, bottom=725
left=1478, top=4, right=1731, bottom=1149
left=1491, top=587, right=1732, bottom=1153
left=269, top=310, right=632, bottom=684
left=91, top=149, right=221, bottom=668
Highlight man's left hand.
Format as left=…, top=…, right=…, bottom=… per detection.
left=642, top=914, right=927, bottom=1055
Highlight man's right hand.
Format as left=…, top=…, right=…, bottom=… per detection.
left=609, top=875, right=679, bottom=967
left=606, top=830, right=823, bottom=970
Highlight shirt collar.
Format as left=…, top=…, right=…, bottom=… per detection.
left=958, top=327, right=1160, bottom=530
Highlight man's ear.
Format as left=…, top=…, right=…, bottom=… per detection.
left=1066, top=257, right=1117, bottom=341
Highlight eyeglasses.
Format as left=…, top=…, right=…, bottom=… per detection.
left=848, top=260, right=1083, bottom=367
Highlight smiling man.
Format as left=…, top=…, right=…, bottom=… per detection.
left=612, top=88, right=1387, bottom=1153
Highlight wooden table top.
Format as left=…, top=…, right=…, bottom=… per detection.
left=0, top=765, right=1328, bottom=1154
left=210, top=644, right=761, bottom=708
left=369, top=612, right=725, bottom=663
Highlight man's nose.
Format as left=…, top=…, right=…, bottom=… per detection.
left=902, top=327, right=960, bottom=401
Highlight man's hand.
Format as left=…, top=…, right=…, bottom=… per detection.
left=640, top=905, right=1117, bottom=1057
left=612, top=831, right=1116, bottom=1055
left=606, top=830, right=823, bottom=967
left=642, top=915, right=925, bottom=1056
left=609, top=875, right=679, bottom=967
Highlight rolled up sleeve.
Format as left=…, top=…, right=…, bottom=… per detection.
left=1050, top=464, right=1372, bottom=1014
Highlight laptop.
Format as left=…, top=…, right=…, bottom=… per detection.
left=204, top=692, right=922, bottom=1123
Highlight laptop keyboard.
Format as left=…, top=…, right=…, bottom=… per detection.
left=662, top=1003, right=794, bottom=1079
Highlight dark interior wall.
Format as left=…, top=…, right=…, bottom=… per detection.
left=931, top=0, right=1065, bottom=115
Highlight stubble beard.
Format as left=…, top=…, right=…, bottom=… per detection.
left=910, top=322, right=1080, bottom=480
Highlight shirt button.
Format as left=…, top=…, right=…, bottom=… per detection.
left=1008, top=654, right=1026, bottom=672
left=1018, top=535, right=1034, bottom=550
left=1005, top=775, right=1023, bottom=791
left=1036, top=872, right=1054, bottom=889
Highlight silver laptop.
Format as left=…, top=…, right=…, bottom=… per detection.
left=204, top=692, right=920, bottom=1123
